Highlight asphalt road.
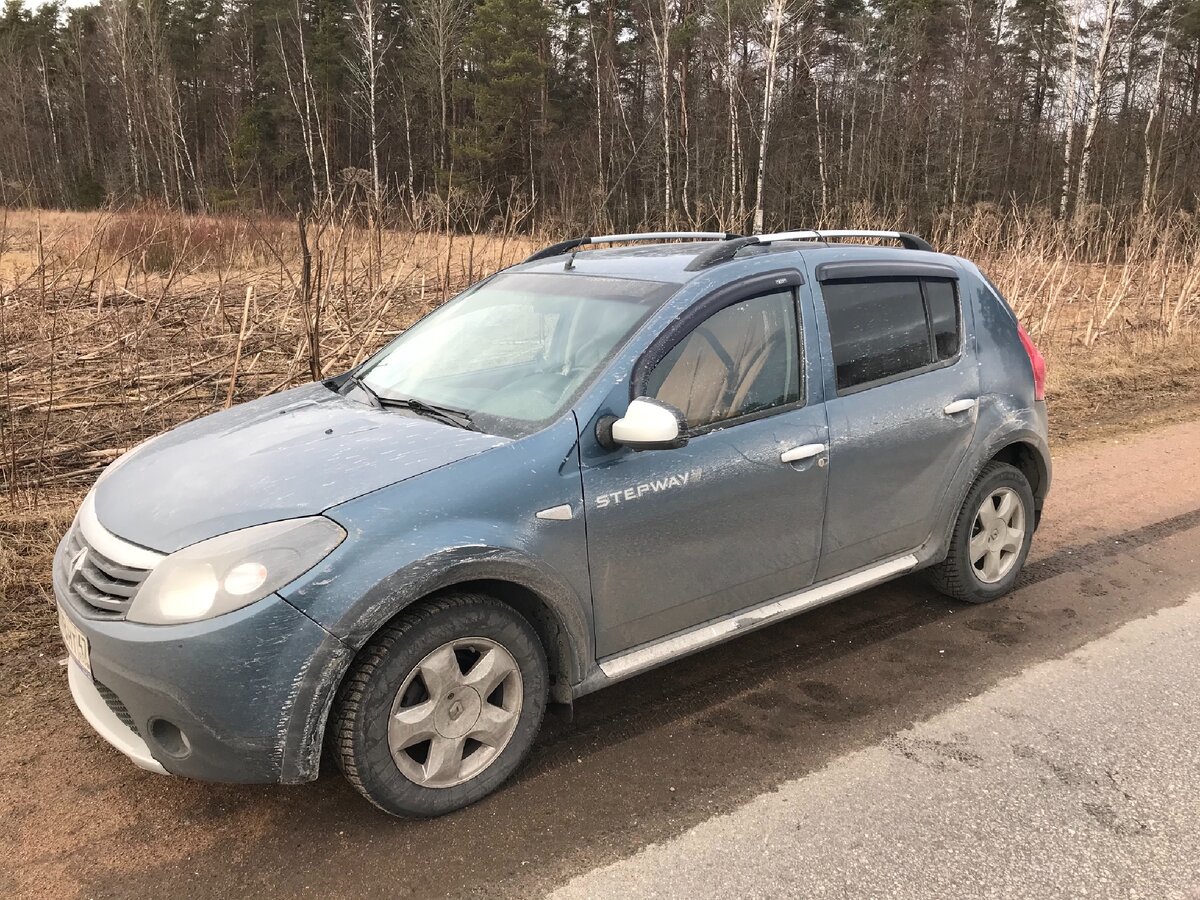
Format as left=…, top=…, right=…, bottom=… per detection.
left=552, top=592, right=1200, bottom=899
left=5, top=418, right=1200, bottom=899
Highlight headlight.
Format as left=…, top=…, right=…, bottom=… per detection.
left=126, top=517, right=346, bottom=625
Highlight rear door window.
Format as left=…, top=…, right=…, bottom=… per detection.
left=819, top=277, right=961, bottom=393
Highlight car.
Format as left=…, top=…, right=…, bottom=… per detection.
left=54, top=228, right=1050, bottom=817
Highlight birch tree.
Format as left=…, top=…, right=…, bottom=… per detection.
left=349, top=0, right=394, bottom=217
left=752, top=0, right=791, bottom=233
left=411, top=0, right=469, bottom=173
left=643, top=0, right=676, bottom=223
left=1058, top=0, right=1083, bottom=218
left=1139, top=15, right=1171, bottom=216
left=1074, top=0, right=1122, bottom=215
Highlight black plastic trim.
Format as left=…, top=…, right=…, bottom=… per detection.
left=684, top=236, right=761, bottom=271
left=524, top=238, right=588, bottom=262
left=888, top=232, right=935, bottom=252
left=816, top=260, right=958, bottom=282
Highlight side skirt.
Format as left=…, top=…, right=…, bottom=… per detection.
left=595, top=554, right=919, bottom=684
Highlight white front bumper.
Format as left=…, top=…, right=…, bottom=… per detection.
left=67, top=661, right=167, bottom=775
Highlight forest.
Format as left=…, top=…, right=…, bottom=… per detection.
left=1, top=0, right=1198, bottom=234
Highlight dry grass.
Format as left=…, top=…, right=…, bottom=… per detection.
left=0, top=207, right=538, bottom=496
left=1, top=206, right=1197, bottom=496
left=0, top=490, right=74, bottom=664
left=0, top=205, right=1197, bottom=663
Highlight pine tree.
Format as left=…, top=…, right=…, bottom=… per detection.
left=457, top=0, right=553, bottom=200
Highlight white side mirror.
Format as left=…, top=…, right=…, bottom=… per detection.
left=609, top=398, right=687, bottom=450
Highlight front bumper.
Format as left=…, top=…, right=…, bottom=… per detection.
left=55, top=543, right=354, bottom=783
left=67, top=660, right=167, bottom=774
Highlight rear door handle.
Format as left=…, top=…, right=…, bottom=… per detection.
left=943, top=398, right=978, bottom=416
left=781, top=443, right=827, bottom=464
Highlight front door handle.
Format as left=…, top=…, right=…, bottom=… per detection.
left=781, top=443, right=827, bottom=464
left=943, top=398, right=978, bottom=416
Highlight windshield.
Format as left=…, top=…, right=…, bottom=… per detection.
left=357, top=272, right=679, bottom=437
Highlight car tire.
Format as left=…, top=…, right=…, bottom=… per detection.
left=330, top=592, right=548, bottom=817
left=927, top=461, right=1035, bottom=604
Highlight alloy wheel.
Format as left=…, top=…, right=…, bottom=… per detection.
left=387, top=637, right=523, bottom=789
left=970, top=487, right=1026, bottom=584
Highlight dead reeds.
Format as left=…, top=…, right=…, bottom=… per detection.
left=0, top=206, right=537, bottom=506
left=0, top=205, right=1196, bottom=507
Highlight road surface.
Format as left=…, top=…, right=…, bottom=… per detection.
left=552, top=592, right=1200, bottom=899
left=4, top=418, right=1200, bottom=899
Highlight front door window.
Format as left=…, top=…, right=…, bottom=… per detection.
left=644, top=290, right=801, bottom=429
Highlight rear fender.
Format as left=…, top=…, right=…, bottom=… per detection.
left=924, top=417, right=1051, bottom=566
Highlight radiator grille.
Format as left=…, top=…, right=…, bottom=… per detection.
left=59, top=524, right=151, bottom=617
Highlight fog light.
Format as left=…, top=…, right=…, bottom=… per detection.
left=148, top=718, right=191, bottom=758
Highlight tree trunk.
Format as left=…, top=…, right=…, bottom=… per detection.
left=1140, top=22, right=1170, bottom=217
left=753, top=0, right=787, bottom=233
left=1075, top=0, right=1120, bottom=217
left=1058, top=0, right=1083, bottom=219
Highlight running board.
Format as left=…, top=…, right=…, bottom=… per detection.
left=598, top=554, right=919, bottom=682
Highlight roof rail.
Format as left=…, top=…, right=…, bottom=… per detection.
left=523, top=231, right=742, bottom=263
left=756, top=230, right=935, bottom=252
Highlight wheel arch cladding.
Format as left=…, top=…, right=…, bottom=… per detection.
left=928, top=432, right=1051, bottom=568
left=989, top=440, right=1050, bottom=506
left=318, top=559, right=583, bottom=723
left=427, top=577, right=578, bottom=705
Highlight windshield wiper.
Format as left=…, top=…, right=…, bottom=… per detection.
left=380, top=395, right=479, bottom=431
left=342, top=372, right=383, bottom=409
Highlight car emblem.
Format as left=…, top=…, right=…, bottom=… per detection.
left=70, top=547, right=89, bottom=578
left=447, top=699, right=465, bottom=721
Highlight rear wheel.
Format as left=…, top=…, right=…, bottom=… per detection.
left=331, top=593, right=548, bottom=817
left=927, top=461, right=1035, bottom=603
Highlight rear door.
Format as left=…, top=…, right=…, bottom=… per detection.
left=810, top=260, right=980, bottom=580
left=580, top=274, right=830, bottom=658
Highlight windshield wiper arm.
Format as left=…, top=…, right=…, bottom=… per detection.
left=342, top=372, right=383, bottom=409
left=381, top=396, right=479, bottom=431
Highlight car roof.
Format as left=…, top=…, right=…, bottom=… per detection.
left=508, top=240, right=962, bottom=284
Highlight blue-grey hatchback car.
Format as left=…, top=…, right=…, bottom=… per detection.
left=54, top=230, right=1050, bottom=816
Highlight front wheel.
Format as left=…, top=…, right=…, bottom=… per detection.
left=330, top=593, right=548, bottom=817
left=927, top=461, right=1035, bottom=604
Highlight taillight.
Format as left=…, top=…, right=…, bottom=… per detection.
left=1016, top=321, right=1046, bottom=401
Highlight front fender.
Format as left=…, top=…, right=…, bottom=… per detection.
left=296, top=543, right=591, bottom=687
left=280, top=415, right=593, bottom=691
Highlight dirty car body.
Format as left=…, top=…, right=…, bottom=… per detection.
left=55, top=230, right=1050, bottom=812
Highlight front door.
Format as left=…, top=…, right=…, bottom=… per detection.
left=581, top=284, right=830, bottom=659
left=812, top=271, right=980, bottom=580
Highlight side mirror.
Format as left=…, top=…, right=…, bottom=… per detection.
left=608, top=397, right=688, bottom=450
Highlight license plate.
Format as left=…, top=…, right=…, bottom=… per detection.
left=58, top=607, right=91, bottom=676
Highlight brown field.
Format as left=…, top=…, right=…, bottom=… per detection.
left=1, top=206, right=1199, bottom=672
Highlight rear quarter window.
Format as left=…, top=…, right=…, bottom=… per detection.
left=924, top=279, right=960, bottom=361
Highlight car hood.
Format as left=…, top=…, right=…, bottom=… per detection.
left=93, top=383, right=509, bottom=553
